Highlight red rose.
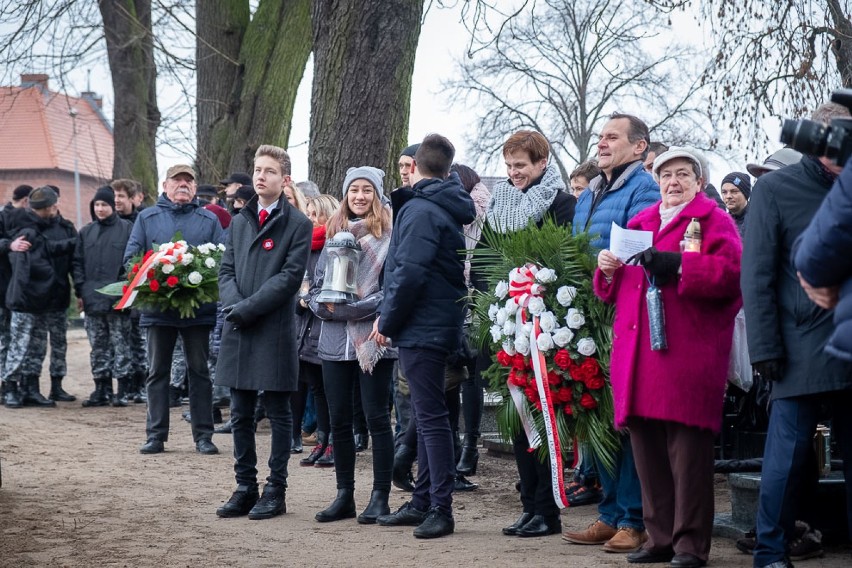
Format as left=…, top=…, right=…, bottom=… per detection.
left=563, top=405, right=573, bottom=415
left=581, top=357, right=600, bottom=375
left=166, top=276, right=179, bottom=288
left=524, top=386, right=539, bottom=403
left=132, top=263, right=140, bottom=274
left=508, top=369, right=528, bottom=387
left=147, top=269, right=156, bottom=279
left=580, top=393, right=597, bottom=410
left=547, top=370, right=562, bottom=386
left=553, top=349, right=571, bottom=369
left=496, top=350, right=513, bottom=367
left=557, top=387, right=573, bottom=404
left=512, top=354, right=527, bottom=371
left=143, top=249, right=153, bottom=262
left=149, top=280, right=160, bottom=292
left=571, top=363, right=593, bottom=383
left=585, top=375, right=605, bottom=390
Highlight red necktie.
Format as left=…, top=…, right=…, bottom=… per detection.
left=259, top=209, right=269, bottom=226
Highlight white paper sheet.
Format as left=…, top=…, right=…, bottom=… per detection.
left=610, top=222, right=654, bottom=262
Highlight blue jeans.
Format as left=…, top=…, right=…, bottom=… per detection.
left=754, top=392, right=852, bottom=567
left=597, top=434, right=644, bottom=530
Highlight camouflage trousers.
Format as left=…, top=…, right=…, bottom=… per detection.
left=6, top=311, right=49, bottom=381
left=84, top=313, right=133, bottom=379
left=170, top=332, right=218, bottom=388
left=0, top=306, right=10, bottom=381
left=45, top=310, right=68, bottom=377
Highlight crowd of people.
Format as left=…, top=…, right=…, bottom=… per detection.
left=1, top=103, right=851, bottom=566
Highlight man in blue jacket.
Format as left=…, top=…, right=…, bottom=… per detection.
left=372, top=134, right=475, bottom=539
left=125, top=164, right=226, bottom=455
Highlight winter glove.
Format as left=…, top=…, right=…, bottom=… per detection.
left=752, top=359, right=784, bottom=382
left=223, top=303, right=254, bottom=329
left=627, top=247, right=682, bottom=286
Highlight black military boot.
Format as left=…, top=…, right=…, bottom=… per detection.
left=82, top=379, right=110, bottom=407
left=111, top=378, right=129, bottom=407
left=392, top=444, right=417, bottom=492
left=3, top=380, right=23, bottom=409
left=22, top=375, right=56, bottom=407
left=49, top=375, right=76, bottom=402
left=456, top=434, right=480, bottom=476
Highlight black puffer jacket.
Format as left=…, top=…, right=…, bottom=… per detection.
left=73, top=212, right=134, bottom=315
left=4, top=208, right=59, bottom=313
left=379, top=173, right=476, bottom=353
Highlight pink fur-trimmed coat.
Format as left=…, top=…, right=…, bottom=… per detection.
left=593, top=193, right=742, bottom=433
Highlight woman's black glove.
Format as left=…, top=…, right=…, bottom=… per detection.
left=628, top=247, right=682, bottom=285
left=753, top=359, right=784, bottom=382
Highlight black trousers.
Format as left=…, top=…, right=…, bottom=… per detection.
left=514, top=433, right=559, bottom=517
left=231, top=388, right=292, bottom=487
left=322, top=359, right=394, bottom=491
left=299, top=361, right=330, bottom=437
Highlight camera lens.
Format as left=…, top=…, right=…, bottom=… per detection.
left=779, top=119, right=828, bottom=156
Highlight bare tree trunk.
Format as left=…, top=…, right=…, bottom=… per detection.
left=309, top=0, right=423, bottom=197
left=99, top=0, right=160, bottom=198
left=827, top=0, right=852, bottom=87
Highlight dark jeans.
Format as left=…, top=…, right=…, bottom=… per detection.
left=231, top=388, right=292, bottom=487
left=514, top=432, right=559, bottom=517
left=461, top=351, right=486, bottom=438
left=400, top=347, right=456, bottom=515
left=754, top=392, right=852, bottom=567
left=300, top=361, right=330, bottom=436
left=322, top=359, right=394, bottom=491
left=393, top=362, right=412, bottom=445
left=597, top=434, right=644, bottom=530
left=145, top=325, right=213, bottom=443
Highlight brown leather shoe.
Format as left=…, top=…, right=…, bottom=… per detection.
left=602, top=527, right=648, bottom=552
left=562, top=519, right=617, bottom=544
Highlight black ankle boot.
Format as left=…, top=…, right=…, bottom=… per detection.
left=392, top=444, right=417, bottom=492
left=111, top=378, right=129, bottom=407
left=82, top=379, right=110, bottom=407
left=49, top=376, right=76, bottom=402
left=133, top=372, right=147, bottom=403
left=357, top=489, right=390, bottom=524
left=315, top=488, right=356, bottom=522
left=300, top=432, right=327, bottom=466
left=22, top=375, right=56, bottom=407
left=3, top=380, right=23, bottom=408
left=169, top=385, right=182, bottom=407
left=456, top=435, right=480, bottom=475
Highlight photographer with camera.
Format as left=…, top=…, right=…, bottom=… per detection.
left=742, top=101, right=852, bottom=568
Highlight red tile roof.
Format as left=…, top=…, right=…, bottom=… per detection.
left=0, top=78, right=113, bottom=179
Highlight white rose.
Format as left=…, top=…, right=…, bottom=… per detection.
left=539, top=311, right=558, bottom=333
left=217, top=243, right=226, bottom=251
left=158, top=243, right=171, bottom=252
left=527, top=296, right=545, bottom=316
left=204, top=257, right=216, bottom=269
left=502, top=341, right=516, bottom=356
left=535, top=267, right=557, bottom=283
left=180, top=253, right=194, bottom=265
left=552, top=327, right=575, bottom=347
left=488, top=304, right=500, bottom=322
left=577, top=337, right=597, bottom=356
left=514, top=335, right=530, bottom=356
left=502, top=318, right=516, bottom=336
left=566, top=308, right=586, bottom=329
left=490, top=325, right=503, bottom=343
left=536, top=332, right=554, bottom=352
left=504, top=299, right=518, bottom=315
left=557, top=285, right=578, bottom=307
left=199, top=243, right=212, bottom=254
left=495, top=308, right=508, bottom=326
left=495, top=280, right=509, bottom=299
left=161, top=263, right=175, bottom=274
left=188, top=271, right=203, bottom=285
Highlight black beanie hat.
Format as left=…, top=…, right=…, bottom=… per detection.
left=93, top=185, right=116, bottom=210
left=720, top=172, right=752, bottom=199
left=400, top=143, right=420, bottom=158
left=29, top=186, right=59, bottom=209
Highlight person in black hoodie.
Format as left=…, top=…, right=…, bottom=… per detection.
left=73, top=186, right=134, bottom=407
left=373, top=134, right=476, bottom=539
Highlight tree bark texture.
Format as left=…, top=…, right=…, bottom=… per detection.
left=827, top=0, right=852, bottom=88
left=99, top=0, right=160, bottom=198
left=309, top=0, right=423, bottom=197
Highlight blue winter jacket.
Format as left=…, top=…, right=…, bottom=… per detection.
left=794, top=159, right=852, bottom=362
left=379, top=173, right=476, bottom=353
left=124, top=194, right=226, bottom=327
left=572, top=161, right=660, bottom=250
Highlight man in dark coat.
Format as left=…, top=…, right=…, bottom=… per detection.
left=373, top=134, right=475, bottom=539
left=214, top=145, right=312, bottom=521
left=124, top=164, right=226, bottom=455
left=741, top=102, right=852, bottom=568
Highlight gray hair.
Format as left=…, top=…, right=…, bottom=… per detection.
left=812, top=102, right=851, bottom=124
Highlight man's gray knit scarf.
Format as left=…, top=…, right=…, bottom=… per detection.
left=485, top=163, right=565, bottom=233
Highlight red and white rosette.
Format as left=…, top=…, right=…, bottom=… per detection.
left=506, top=263, right=569, bottom=509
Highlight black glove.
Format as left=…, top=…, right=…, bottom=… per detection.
left=223, top=303, right=252, bottom=329
left=752, top=359, right=784, bottom=382
left=627, top=247, right=682, bottom=285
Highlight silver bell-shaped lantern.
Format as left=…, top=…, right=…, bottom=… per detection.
left=316, top=231, right=361, bottom=303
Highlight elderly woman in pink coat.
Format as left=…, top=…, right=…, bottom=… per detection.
left=593, top=148, right=742, bottom=568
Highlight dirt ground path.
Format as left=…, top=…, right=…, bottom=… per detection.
left=0, top=328, right=849, bottom=567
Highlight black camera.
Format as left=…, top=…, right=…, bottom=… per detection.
left=780, top=88, right=852, bottom=166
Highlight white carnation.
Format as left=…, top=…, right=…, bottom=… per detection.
left=514, top=335, right=530, bottom=356
left=180, top=253, right=194, bottom=265
left=566, top=308, right=586, bottom=329
left=502, top=318, right=516, bottom=336
left=217, top=243, right=226, bottom=251
left=495, top=308, right=508, bottom=326
left=494, top=280, right=509, bottom=299
left=502, top=341, right=516, bottom=356
left=161, top=263, right=175, bottom=274
left=539, top=311, right=558, bottom=333
left=176, top=240, right=188, bottom=249
left=158, top=243, right=172, bottom=252
left=504, top=299, right=519, bottom=315
left=490, top=325, right=503, bottom=343
left=552, top=327, right=575, bottom=347
left=198, top=243, right=212, bottom=254
left=204, top=257, right=216, bottom=269
left=577, top=337, right=597, bottom=356
left=557, top=285, right=578, bottom=307
left=527, top=296, right=545, bottom=316
left=535, top=267, right=557, bottom=283
left=536, top=332, right=554, bottom=352
left=488, top=304, right=500, bottom=322
left=188, top=271, right=203, bottom=285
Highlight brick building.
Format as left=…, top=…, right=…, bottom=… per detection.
left=0, top=74, right=113, bottom=228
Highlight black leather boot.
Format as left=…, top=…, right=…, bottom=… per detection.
left=357, top=489, right=390, bottom=524
left=111, top=378, right=129, bottom=407
left=82, top=379, right=110, bottom=407
left=517, top=514, right=561, bottom=537
left=456, top=434, right=480, bottom=475
left=22, top=375, right=56, bottom=407
left=454, top=474, right=478, bottom=492
left=392, top=444, right=416, bottom=492
left=3, top=380, right=23, bottom=408
left=214, top=417, right=234, bottom=434
left=169, top=385, right=182, bottom=407
left=315, top=488, right=356, bottom=522
left=300, top=432, right=326, bottom=466
left=49, top=376, right=76, bottom=402
left=133, top=372, right=147, bottom=403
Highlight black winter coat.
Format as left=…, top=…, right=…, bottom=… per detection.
left=379, top=174, right=476, bottom=353
left=73, top=213, right=133, bottom=315
left=4, top=209, right=61, bottom=313
left=296, top=246, right=323, bottom=365
left=741, top=156, right=852, bottom=398
left=794, top=159, right=852, bottom=362
left=41, top=214, right=77, bottom=311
